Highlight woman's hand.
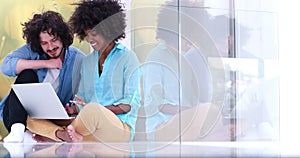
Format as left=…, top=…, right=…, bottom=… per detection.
left=70, top=95, right=87, bottom=107
left=65, top=103, right=79, bottom=114
left=65, top=95, right=86, bottom=114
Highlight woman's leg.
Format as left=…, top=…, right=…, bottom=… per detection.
left=70, top=103, right=131, bottom=142
left=3, top=69, right=39, bottom=142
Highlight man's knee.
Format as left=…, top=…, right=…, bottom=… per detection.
left=15, top=69, right=38, bottom=84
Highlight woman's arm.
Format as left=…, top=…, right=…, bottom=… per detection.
left=105, top=104, right=131, bottom=114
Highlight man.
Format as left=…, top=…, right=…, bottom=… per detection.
left=0, top=10, right=85, bottom=142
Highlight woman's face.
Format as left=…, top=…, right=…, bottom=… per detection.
left=84, top=29, right=108, bottom=52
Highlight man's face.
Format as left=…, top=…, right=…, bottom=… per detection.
left=84, top=29, right=108, bottom=52
left=39, top=31, right=63, bottom=58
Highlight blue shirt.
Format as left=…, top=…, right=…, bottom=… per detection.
left=0, top=44, right=85, bottom=119
left=75, top=43, right=141, bottom=141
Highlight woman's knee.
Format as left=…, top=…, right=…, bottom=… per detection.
left=80, top=102, right=105, bottom=115
left=84, top=102, right=100, bottom=110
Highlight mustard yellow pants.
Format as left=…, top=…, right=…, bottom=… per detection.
left=27, top=103, right=131, bottom=142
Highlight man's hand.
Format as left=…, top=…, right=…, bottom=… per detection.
left=46, top=58, right=62, bottom=69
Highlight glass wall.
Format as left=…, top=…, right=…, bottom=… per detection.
left=131, top=0, right=279, bottom=144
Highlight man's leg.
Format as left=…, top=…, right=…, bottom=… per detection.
left=3, top=69, right=38, bottom=142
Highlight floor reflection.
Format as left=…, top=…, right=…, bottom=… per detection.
left=0, top=141, right=282, bottom=157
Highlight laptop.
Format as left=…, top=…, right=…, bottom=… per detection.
left=11, top=82, right=75, bottom=119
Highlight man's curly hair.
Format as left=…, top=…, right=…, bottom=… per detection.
left=22, top=10, right=73, bottom=54
left=69, top=0, right=126, bottom=42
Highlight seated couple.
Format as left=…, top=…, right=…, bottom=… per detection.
left=0, top=0, right=141, bottom=143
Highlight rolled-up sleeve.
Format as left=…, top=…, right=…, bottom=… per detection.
left=121, top=52, right=141, bottom=108
left=1, top=44, right=38, bottom=76
left=2, top=54, right=19, bottom=76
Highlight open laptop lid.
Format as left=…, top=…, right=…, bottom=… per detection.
left=11, top=83, right=74, bottom=119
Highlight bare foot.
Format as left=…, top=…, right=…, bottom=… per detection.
left=67, top=125, right=83, bottom=142
left=33, top=134, right=56, bottom=142
left=56, top=129, right=72, bottom=142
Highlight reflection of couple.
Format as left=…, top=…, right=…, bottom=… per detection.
left=143, top=0, right=231, bottom=141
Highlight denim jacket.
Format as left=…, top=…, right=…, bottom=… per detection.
left=0, top=44, right=85, bottom=119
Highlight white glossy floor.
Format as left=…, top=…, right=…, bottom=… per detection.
left=0, top=141, right=298, bottom=157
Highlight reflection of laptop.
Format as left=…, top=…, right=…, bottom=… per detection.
left=11, top=83, right=75, bottom=119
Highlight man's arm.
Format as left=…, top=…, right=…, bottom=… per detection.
left=15, top=58, right=62, bottom=74
left=2, top=44, right=61, bottom=76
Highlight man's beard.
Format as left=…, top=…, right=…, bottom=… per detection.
left=47, top=47, right=64, bottom=59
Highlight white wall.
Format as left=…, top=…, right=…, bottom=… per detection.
left=278, top=0, right=300, bottom=150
